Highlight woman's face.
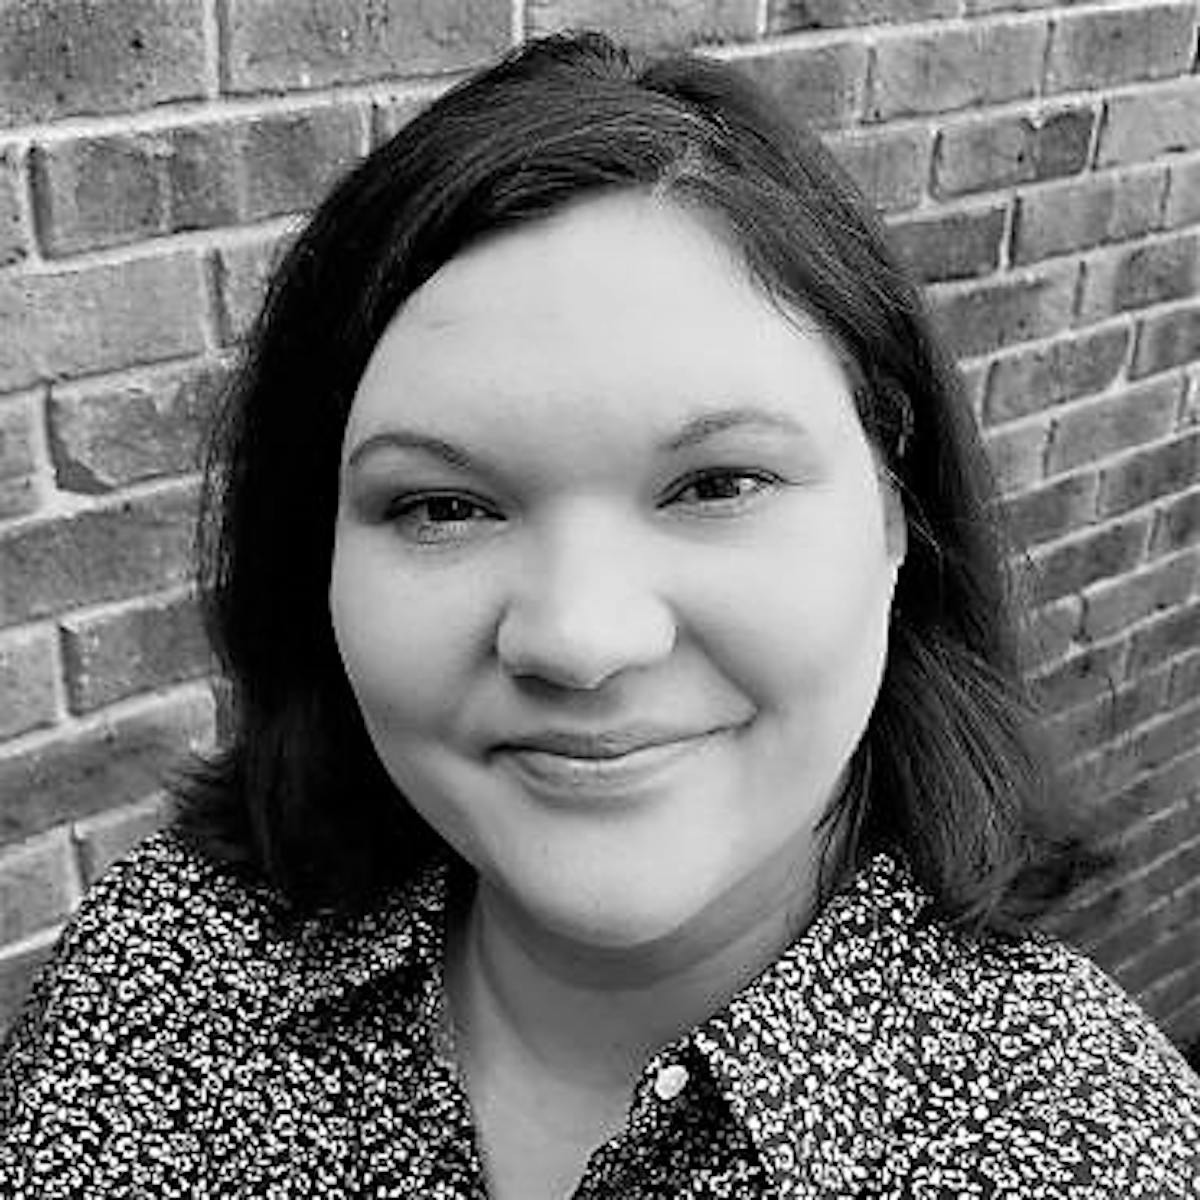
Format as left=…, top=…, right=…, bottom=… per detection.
left=331, top=192, right=905, bottom=955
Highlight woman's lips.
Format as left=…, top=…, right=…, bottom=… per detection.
left=496, top=731, right=724, bottom=798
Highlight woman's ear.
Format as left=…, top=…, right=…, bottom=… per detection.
left=881, top=471, right=908, bottom=570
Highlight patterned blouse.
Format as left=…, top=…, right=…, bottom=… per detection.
left=2, top=830, right=1199, bottom=1198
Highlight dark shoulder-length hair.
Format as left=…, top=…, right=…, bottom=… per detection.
left=176, top=30, right=1098, bottom=928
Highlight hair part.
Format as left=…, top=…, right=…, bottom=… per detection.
left=176, top=30, right=1102, bottom=928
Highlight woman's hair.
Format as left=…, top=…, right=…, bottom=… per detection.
left=176, top=30, right=1099, bottom=929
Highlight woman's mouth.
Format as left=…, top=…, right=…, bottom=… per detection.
left=494, top=730, right=728, bottom=800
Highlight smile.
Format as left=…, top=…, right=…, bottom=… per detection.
left=495, top=732, right=724, bottom=799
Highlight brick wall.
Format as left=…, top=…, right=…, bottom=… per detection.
left=1, top=0, right=1198, bottom=1048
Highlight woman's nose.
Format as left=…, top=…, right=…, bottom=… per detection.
left=495, top=511, right=677, bottom=690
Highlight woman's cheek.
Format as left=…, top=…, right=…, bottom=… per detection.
left=331, top=544, right=451, bottom=718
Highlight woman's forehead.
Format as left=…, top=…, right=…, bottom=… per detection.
left=399, top=191, right=754, bottom=329
left=347, top=193, right=856, bottom=446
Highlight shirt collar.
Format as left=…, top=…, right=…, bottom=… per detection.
left=265, top=847, right=934, bottom=1191
left=693, top=853, right=934, bottom=1195
left=266, top=853, right=455, bottom=1026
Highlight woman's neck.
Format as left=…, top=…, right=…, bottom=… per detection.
left=444, top=856, right=819, bottom=1099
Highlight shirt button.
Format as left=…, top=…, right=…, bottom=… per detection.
left=653, top=1063, right=689, bottom=1101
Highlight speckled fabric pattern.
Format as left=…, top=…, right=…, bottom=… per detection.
left=2, top=830, right=1199, bottom=1197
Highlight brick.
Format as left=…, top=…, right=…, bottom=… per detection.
left=0, top=394, right=37, bottom=485
left=1128, top=601, right=1200, bottom=675
left=983, top=327, right=1129, bottom=425
left=31, top=134, right=167, bottom=258
left=0, top=486, right=196, bottom=628
left=983, top=418, right=1050, bottom=492
left=1076, top=731, right=1145, bottom=802
left=732, top=42, right=867, bottom=130
left=0, top=147, right=27, bottom=267
left=0, top=829, right=77, bottom=945
left=1168, top=649, right=1200, bottom=708
left=33, top=109, right=364, bottom=257
left=164, top=124, right=240, bottom=232
left=1080, top=902, right=1152, bottom=969
left=1117, top=880, right=1200, bottom=992
left=1046, top=378, right=1181, bottom=474
left=1165, top=159, right=1200, bottom=230
left=1098, top=82, right=1200, bottom=168
left=1046, top=668, right=1170, bottom=761
left=212, top=236, right=286, bottom=345
left=1045, top=5, right=1197, bottom=94
left=1092, top=830, right=1200, bottom=953
left=1078, top=235, right=1200, bottom=325
left=61, top=592, right=211, bottom=714
left=769, top=0, right=954, bottom=30
left=1132, top=306, right=1200, bottom=379
left=1089, top=877, right=1200, bottom=973
left=888, top=203, right=1006, bottom=283
left=178, top=112, right=357, bottom=229
left=1150, top=490, right=1200, bottom=557
left=1097, top=432, right=1200, bottom=518
left=225, top=0, right=511, bottom=94
left=1082, top=550, right=1199, bottom=641
left=1096, top=747, right=1200, bottom=838
left=1134, top=920, right=1200, bottom=1001
left=0, top=254, right=207, bottom=392
left=0, top=626, right=58, bottom=739
left=1012, top=172, right=1167, bottom=266
left=74, top=794, right=170, bottom=886
left=930, top=264, right=1076, bottom=358
left=239, top=108, right=365, bottom=222
left=1101, top=664, right=1175, bottom=751
left=826, top=128, right=929, bottom=213
left=1018, top=594, right=1081, bottom=672
left=0, top=685, right=215, bottom=846
left=48, top=364, right=225, bottom=493
left=1003, top=470, right=1098, bottom=548
left=1126, top=701, right=1200, bottom=779
left=869, top=24, right=1043, bottom=121
left=0, top=0, right=205, bottom=127
left=0, top=936, right=55, bottom=1035
left=1144, top=960, right=1200, bottom=1033
left=529, top=0, right=757, bottom=45
left=1031, top=637, right=1126, bottom=712
left=1031, top=515, right=1150, bottom=605
left=935, top=108, right=1093, bottom=198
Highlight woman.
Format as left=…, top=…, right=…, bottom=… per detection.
left=2, top=30, right=1198, bottom=1198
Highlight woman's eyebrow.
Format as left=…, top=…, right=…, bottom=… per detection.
left=346, top=431, right=479, bottom=473
left=658, top=406, right=815, bottom=453
left=346, top=406, right=814, bottom=472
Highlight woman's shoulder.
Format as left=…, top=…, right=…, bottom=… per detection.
left=18, top=828, right=289, bottom=1010
left=1, top=827, right=288, bottom=1083
left=0, top=829, right=278, bottom=1184
left=913, top=915, right=1189, bottom=1065
left=62, top=824, right=281, bottom=937
left=891, top=913, right=1200, bottom=1190
left=0, top=827, right=447, bottom=1192
left=2, top=823, right=438, bottom=1054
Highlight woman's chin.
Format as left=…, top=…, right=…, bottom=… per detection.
left=487, top=865, right=719, bottom=960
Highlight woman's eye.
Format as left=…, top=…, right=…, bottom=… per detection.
left=668, top=470, right=778, bottom=508
left=385, top=494, right=500, bottom=543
